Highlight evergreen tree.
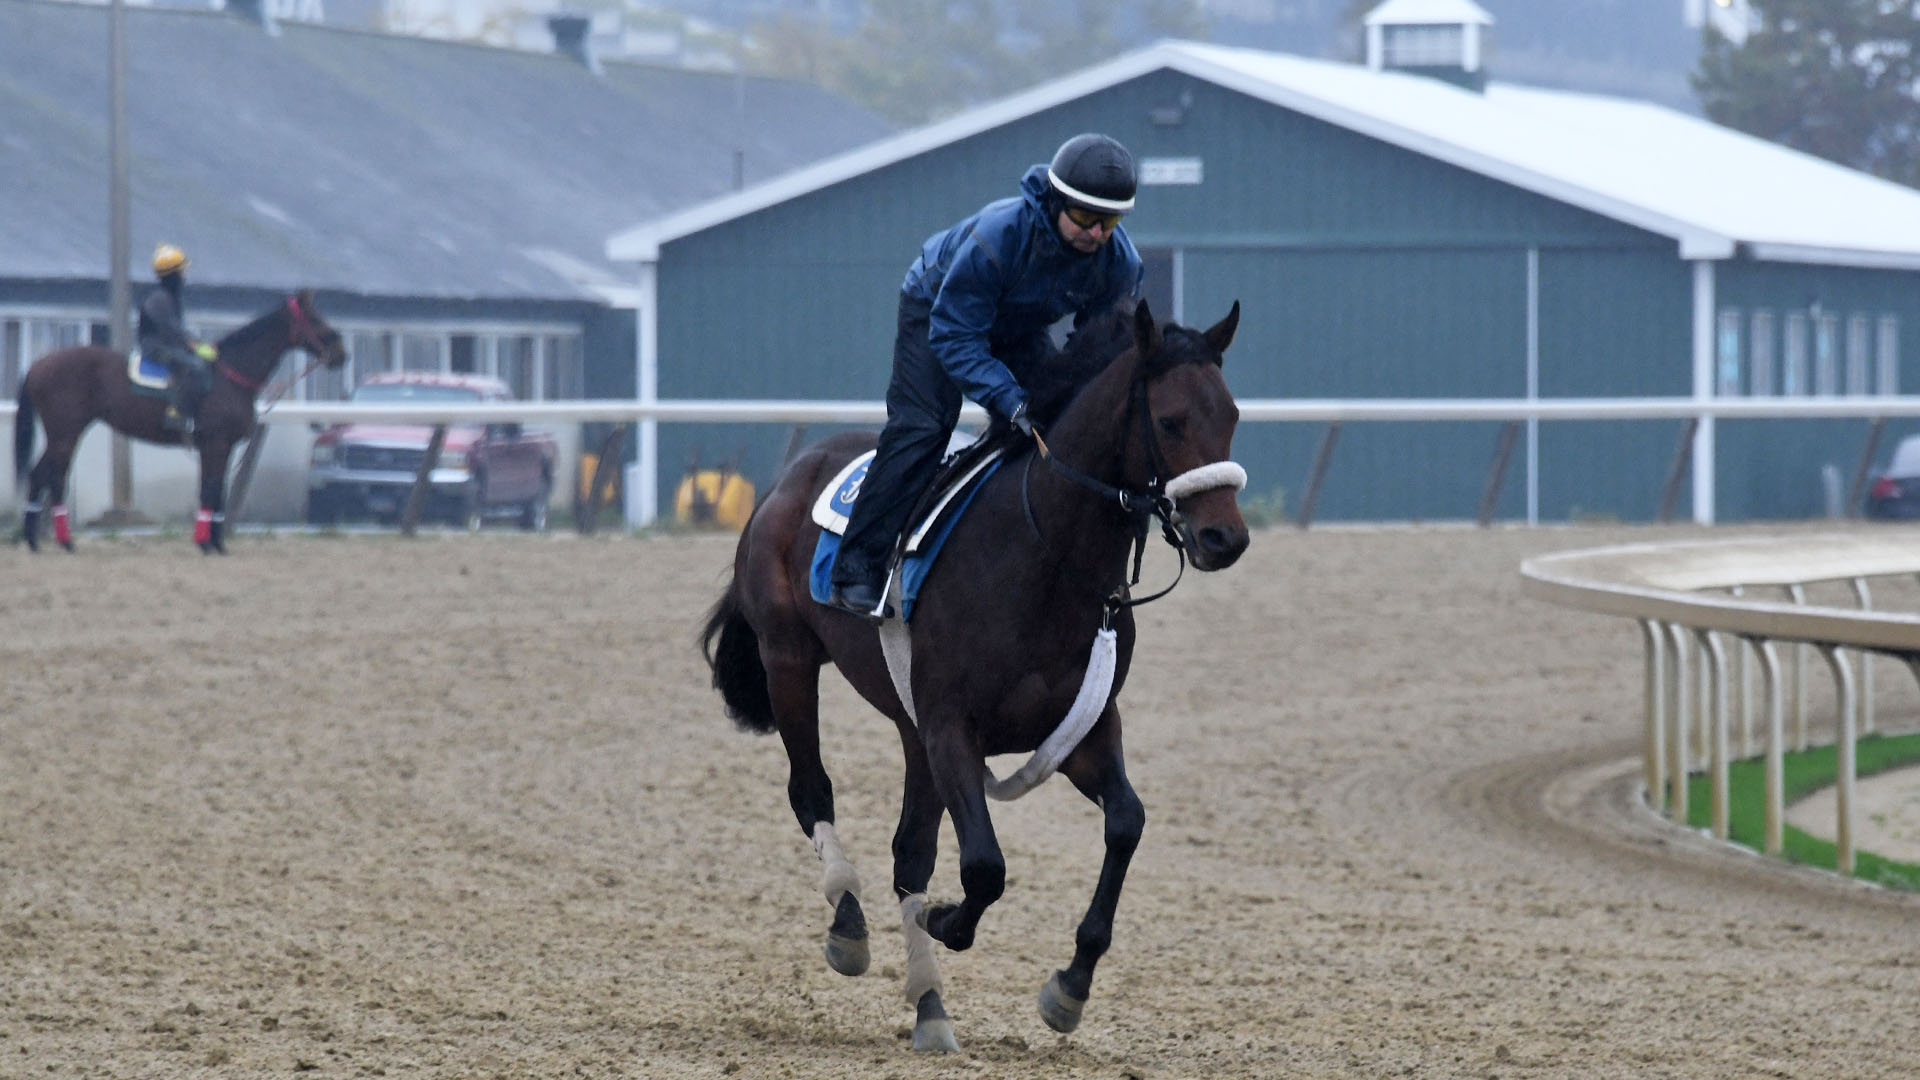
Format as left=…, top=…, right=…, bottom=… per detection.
left=1693, top=0, right=1920, bottom=188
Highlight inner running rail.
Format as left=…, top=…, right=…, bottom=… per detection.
left=1521, top=533, right=1920, bottom=875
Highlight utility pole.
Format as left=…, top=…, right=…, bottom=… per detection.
left=96, top=0, right=146, bottom=526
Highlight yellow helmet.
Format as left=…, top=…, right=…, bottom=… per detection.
left=152, top=244, right=188, bottom=275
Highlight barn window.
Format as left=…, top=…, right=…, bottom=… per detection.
left=542, top=334, right=584, bottom=400
left=1878, top=316, right=1901, bottom=395
left=1813, top=312, right=1840, bottom=396
left=1, top=319, right=20, bottom=397
left=1715, top=309, right=1743, bottom=396
left=1748, top=310, right=1775, bottom=396
left=1846, top=314, right=1872, bottom=395
left=1382, top=25, right=1464, bottom=67
left=1782, top=312, right=1809, bottom=395
left=400, top=332, right=446, bottom=373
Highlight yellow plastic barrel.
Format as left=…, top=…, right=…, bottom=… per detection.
left=674, top=469, right=755, bottom=530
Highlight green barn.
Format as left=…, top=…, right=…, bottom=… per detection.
left=608, top=1, right=1920, bottom=526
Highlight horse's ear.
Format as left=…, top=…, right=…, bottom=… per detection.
left=295, top=287, right=316, bottom=309
left=1203, top=301, right=1240, bottom=364
left=1132, top=296, right=1160, bottom=357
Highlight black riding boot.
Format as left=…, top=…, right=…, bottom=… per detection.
left=825, top=296, right=956, bottom=621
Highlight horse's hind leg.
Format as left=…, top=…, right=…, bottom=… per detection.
left=765, top=650, right=871, bottom=977
left=23, top=440, right=78, bottom=552
left=1038, top=711, right=1143, bottom=1034
left=891, top=726, right=957, bottom=1052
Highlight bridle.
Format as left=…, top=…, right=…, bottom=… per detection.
left=1020, top=370, right=1247, bottom=627
left=216, top=294, right=331, bottom=393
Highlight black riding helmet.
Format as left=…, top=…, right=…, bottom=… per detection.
left=1046, top=133, right=1137, bottom=214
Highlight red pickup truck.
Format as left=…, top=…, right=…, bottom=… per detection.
left=306, top=372, right=557, bottom=530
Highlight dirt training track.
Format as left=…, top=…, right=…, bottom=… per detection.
left=4, top=523, right=1918, bottom=1079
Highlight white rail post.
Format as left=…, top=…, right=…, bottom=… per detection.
left=1788, top=584, right=1810, bottom=751
left=1758, top=639, right=1785, bottom=855
left=1851, top=577, right=1875, bottom=735
left=1732, top=587, right=1754, bottom=758
left=1664, top=622, right=1692, bottom=823
left=1696, top=629, right=1731, bottom=841
left=1694, top=632, right=1711, bottom=764
left=1640, top=620, right=1668, bottom=811
left=1816, top=644, right=1857, bottom=875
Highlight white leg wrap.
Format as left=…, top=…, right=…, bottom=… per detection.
left=898, top=893, right=945, bottom=1004
left=811, top=821, right=862, bottom=908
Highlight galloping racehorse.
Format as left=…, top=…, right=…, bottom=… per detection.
left=14, top=290, right=346, bottom=553
left=701, top=298, right=1249, bottom=1051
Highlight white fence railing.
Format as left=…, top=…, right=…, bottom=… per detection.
left=12, top=394, right=1920, bottom=524
left=1522, top=534, right=1920, bottom=877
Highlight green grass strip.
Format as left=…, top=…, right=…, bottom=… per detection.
left=1677, top=732, right=1920, bottom=892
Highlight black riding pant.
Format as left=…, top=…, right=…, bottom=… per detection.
left=147, top=344, right=207, bottom=403
left=830, top=294, right=957, bottom=588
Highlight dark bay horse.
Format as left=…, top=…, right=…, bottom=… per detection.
left=14, top=290, right=346, bottom=553
left=701, top=298, right=1249, bottom=1051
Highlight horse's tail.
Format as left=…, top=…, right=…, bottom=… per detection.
left=13, top=382, right=35, bottom=484
left=699, top=575, right=776, bottom=734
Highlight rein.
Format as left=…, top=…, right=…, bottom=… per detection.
left=215, top=295, right=323, bottom=402
left=1020, top=376, right=1225, bottom=626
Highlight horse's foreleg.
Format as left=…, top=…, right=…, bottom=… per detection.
left=196, top=441, right=233, bottom=553
left=892, top=726, right=957, bottom=1052
left=766, top=653, right=869, bottom=976
left=1039, top=712, right=1142, bottom=1034
left=917, top=726, right=1002, bottom=954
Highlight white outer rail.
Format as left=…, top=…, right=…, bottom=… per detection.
left=12, top=393, right=1920, bottom=522
left=1521, top=534, right=1920, bottom=876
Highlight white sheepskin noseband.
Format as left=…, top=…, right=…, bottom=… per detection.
left=1164, top=461, right=1247, bottom=502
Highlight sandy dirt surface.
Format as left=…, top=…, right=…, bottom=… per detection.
left=4, top=522, right=1919, bottom=1080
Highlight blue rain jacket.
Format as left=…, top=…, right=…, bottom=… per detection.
left=902, top=165, right=1143, bottom=421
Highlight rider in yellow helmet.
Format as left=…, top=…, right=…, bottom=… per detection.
left=138, top=243, right=216, bottom=433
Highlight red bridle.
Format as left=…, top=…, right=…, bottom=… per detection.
left=216, top=295, right=325, bottom=392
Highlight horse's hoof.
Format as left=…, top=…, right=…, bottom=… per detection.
left=912, top=990, right=959, bottom=1053
left=916, top=902, right=974, bottom=952
left=824, top=930, right=869, bottom=976
left=1038, top=971, right=1086, bottom=1033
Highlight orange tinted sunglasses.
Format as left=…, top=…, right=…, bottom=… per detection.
left=1064, top=205, right=1124, bottom=231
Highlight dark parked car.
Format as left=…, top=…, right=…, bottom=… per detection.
left=306, top=373, right=556, bottom=529
left=1864, top=435, right=1920, bottom=520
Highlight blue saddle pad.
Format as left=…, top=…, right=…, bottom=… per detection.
left=810, top=459, right=1001, bottom=623
left=128, top=350, right=172, bottom=397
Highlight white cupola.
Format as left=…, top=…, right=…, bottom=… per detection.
left=1364, top=0, right=1496, bottom=92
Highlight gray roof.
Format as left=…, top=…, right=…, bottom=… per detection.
left=0, top=0, right=892, bottom=302
left=612, top=40, right=1920, bottom=272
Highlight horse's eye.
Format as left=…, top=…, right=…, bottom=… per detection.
left=1157, top=416, right=1185, bottom=438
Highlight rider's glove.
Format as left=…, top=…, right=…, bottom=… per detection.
left=1008, top=401, right=1034, bottom=440
left=193, top=342, right=217, bottom=362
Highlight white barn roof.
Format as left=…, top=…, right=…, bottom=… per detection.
left=607, top=39, right=1920, bottom=271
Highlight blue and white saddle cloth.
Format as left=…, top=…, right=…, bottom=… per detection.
left=809, top=432, right=1003, bottom=623
left=128, top=350, right=172, bottom=394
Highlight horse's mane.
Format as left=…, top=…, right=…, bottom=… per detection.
left=1027, top=299, right=1137, bottom=427
left=1027, top=297, right=1213, bottom=427
left=215, top=301, right=286, bottom=353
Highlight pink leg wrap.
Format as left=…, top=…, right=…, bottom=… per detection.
left=52, top=506, right=71, bottom=547
left=193, top=507, right=213, bottom=546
